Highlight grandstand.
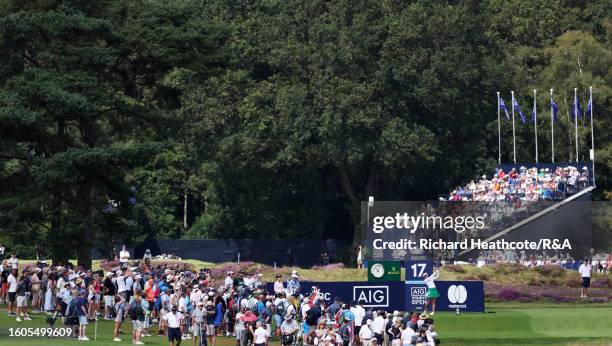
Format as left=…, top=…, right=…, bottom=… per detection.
left=452, top=162, right=595, bottom=263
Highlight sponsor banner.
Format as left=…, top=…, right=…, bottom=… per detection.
left=405, top=259, right=433, bottom=283
left=266, top=281, right=405, bottom=311
left=368, top=261, right=402, bottom=282
left=405, top=280, right=484, bottom=313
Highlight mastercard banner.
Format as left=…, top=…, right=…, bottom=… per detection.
left=405, top=280, right=484, bottom=313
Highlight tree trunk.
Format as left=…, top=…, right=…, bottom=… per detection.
left=183, top=189, right=188, bottom=229
left=50, top=206, right=69, bottom=265
left=77, top=243, right=92, bottom=270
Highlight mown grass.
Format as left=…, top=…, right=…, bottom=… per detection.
left=1, top=303, right=611, bottom=345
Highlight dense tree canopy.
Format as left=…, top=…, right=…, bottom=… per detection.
left=0, top=0, right=610, bottom=266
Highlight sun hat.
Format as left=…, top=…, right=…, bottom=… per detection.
left=419, top=313, right=429, bottom=320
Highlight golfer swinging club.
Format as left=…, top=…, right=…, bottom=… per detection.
left=422, top=269, right=440, bottom=315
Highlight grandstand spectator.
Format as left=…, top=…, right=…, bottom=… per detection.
left=446, top=165, right=589, bottom=202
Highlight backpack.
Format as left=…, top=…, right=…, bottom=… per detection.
left=305, top=307, right=320, bottom=326
left=276, top=301, right=286, bottom=316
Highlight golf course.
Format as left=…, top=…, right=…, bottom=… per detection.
left=1, top=260, right=611, bottom=345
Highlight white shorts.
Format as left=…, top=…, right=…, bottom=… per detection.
left=132, top=320, right=144, bottom=332
left=104, top=295, right=113, bottom=307
left=16, top=296, right=27, bottom=307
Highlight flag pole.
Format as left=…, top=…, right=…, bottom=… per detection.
left=497, top=92, right=501, bottom=164
left=574, top=88, right=578, bottom=163
left=550, top=89, right=554, bottom=163
left=511, top=91, right=516, bottom=164
left=534, top=89, right=538, bottom=163
left=590, top=86, right=595, bottom=186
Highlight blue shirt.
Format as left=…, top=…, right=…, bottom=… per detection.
left=75, top=296, right=87, bottom=316
left=343, top=310, right=355, bottom=322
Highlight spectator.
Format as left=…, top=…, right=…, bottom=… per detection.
left=113, top=294, right=127, bottom=342
left=129, top=294, right=146, bottom=345
left=7, top=268, right=17, bottom=316
left=9, top=253, right=18, bottom=270
left=351, top=300, right=366, bottom=343
left=103, top=271, right=117, bottom=320
left=191, top=301, right=206, bottom=346
left=372, top=311, right=385, bottom=345
left=75, top=289, right=89, bottom=340
left=164, top=305, right=184, bottom=346
left=225, top=271, right=234, bottom=290
left=273, top=275, right=284, bottom=295
left=251, top=320, right=268, bottom=346
left=205, top=300, right=217, bottom=346
left=119, top=245, right=131, bottom=270
left=579, top=258, right=592, bottom=298
left=359, top=319, right=374, bottom=346
left=15, top=273, right=31, bottom=321
left=280, top=314, right=299, bottom=346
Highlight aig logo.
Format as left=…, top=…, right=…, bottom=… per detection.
left=447, top=285, right=467, bottom=304
left=353, top=286, right=389, bottom=307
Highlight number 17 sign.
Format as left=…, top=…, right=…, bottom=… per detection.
left=405, top=260, right=433, bottom=283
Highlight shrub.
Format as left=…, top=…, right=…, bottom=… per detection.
left=591, top=277, right=611, bottom=288
left=444, top=264, right=466, bottom=273
left=496, top=288, right=527, bottom=301
left=517, top=296, right=536, bottom=303
left=565, top=277, right=582, bottom=288
left=527, top=277, right=544, bottom=286
left=534, top=265, right=565, bottom=277
left=493, top=263, right=525, bottom=275
left=311, top=263, right=345, bottom=270
left=476, top=272, right=490, bottom=281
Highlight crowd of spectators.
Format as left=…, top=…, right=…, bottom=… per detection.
left=446, top=165, right=590, bottom=202
left=0, top=246, right=440, bottom=346
left=466, top=249, right=610, bottom=273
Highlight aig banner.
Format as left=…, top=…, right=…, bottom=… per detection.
left=267, top=281, right=406, bottom=311
left=405, top=280, right=484, bottom=313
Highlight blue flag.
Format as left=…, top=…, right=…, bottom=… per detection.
left=550, top=95, right=559, bottom=122
left=586, top=95, right=592, bottom=119
left=571, top=95, right=582, bottom=120
left=500, top=98, right=510, bottom=121
left=512, top=95, right=527, bottom=124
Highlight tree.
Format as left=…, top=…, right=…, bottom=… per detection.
left=0, top=0, right=227, bottom=267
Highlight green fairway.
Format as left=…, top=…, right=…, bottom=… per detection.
left=1, top=303, right=611, bottom=346
left=435, top=304, right=612, bottom=345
